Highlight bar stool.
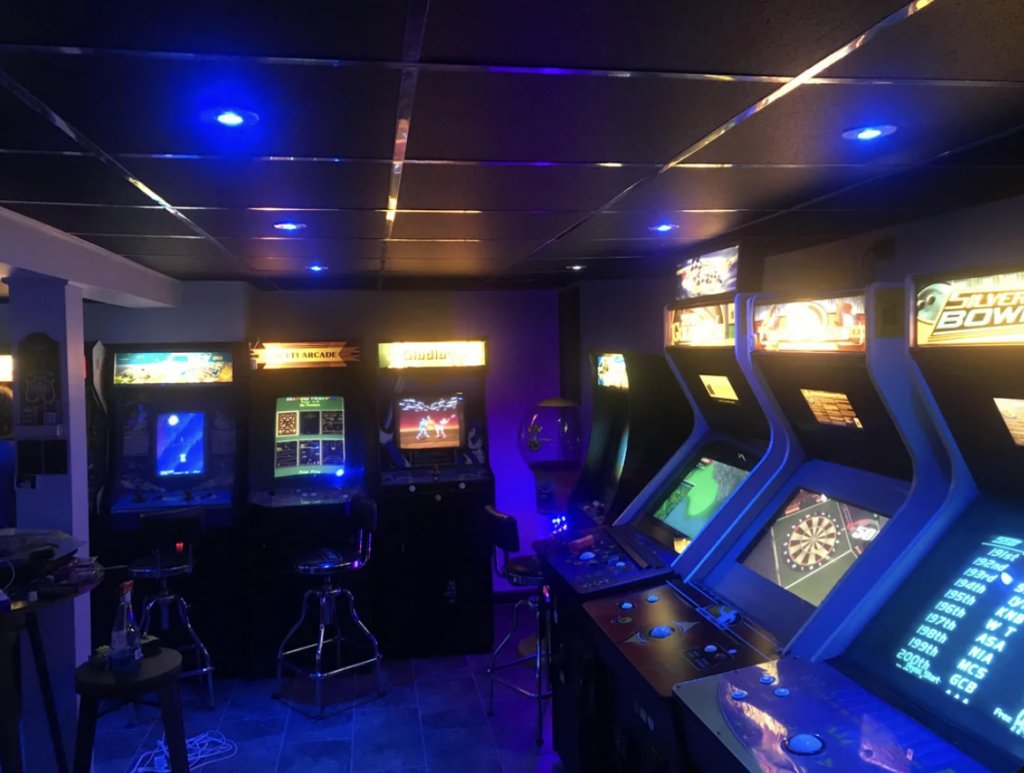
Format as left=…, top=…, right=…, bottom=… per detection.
left=485, top=505, right=551, bottom=746
left=129, top=506, right=215, bottom=710
left=75, top=649, right=189, bottom=773
left=272, top=495, right=382, bottom=718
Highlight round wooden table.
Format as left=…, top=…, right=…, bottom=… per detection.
left=0, top=572, right=104, bottom=773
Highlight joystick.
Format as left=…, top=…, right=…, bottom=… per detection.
left=183, top=489, right=194, bottom=502
left=132, top=490, right=146, bottom=504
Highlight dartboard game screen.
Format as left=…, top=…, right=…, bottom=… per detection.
left=395, top=393, right=465, bottom=450
left=274, top=396, right=345, bottom=478
left=740, top=488, right=889, bottom=606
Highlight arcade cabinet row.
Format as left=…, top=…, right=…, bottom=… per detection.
left=539, top=252, right=1024, bottom=773
left=85, top=339, right=501, bottom=675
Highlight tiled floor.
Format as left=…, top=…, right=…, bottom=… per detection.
left=93, top=604, right=559, bottom=773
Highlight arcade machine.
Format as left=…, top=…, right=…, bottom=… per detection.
left=582, top=284, right=951, bottom=772
left=566, top=349, right=691, bottom=527
left=545, top=246, right=785, bottom=773
left=371, top=340, right=494, bottom=658
left=677, top=267, right=1024, bottom=773
left=245, top=340, right=372, bottom=676
left=96, top=346, right=246, bottom=672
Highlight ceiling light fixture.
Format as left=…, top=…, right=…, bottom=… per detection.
left=842, top=124, right=897, bottom=141
left=273, top=222, right=306, bottom=232
left=568, top=265, right=585, bottom=271
left=201, top=108, right=260, bottom=127
left=649, top=223, right=678, bottom=233
left=307, top=263, right=326, bottom=273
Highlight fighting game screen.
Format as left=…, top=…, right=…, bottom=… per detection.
left=596, top=354, right=629, bottom=390
left=740, top=488, right=888, bottom=606
left=850, top=532, right=1024, bottom=763
left=395, top=393, right=465, bottom=451
left=274, top=396, right=346, bottom=477
left=641, top=457, right=749, bottom=554
left=155, top=412, right=205, bottom=477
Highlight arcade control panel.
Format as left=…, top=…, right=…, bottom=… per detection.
left=112, top=487, right=232, bottom=512
left=539, top=527, right=674, bottom=595
left=584, top=582, right=771, bottom=696
left=380, top=466, right=492, bottom=492
left=249, top=488, right=356, bottom=509
left=674, top=658, right=989, bottom=773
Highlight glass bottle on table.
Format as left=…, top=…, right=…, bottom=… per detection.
left=110, top=580, right=142, bottom=673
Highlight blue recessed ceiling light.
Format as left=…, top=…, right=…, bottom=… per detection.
left=201, top=108, right=259, bottom=127
left=273, top=222, right=306, bottom=232
left=307, top=263, right=326, bottom=273
left=842, top=124, right=897, bottom=141
left=649, top=223, right=678, bottom=233
left=567, top=265, right=585, bottom=271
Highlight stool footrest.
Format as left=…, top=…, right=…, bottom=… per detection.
left=281, top=655, right=378, bottom=681
left=490, top=674, right=551, bottom=701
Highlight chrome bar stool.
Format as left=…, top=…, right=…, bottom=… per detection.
left=485, top=505, right=552, bottom=746
left=130, top=506, right=215, bottom=710
left=272, top=495, right=382, bottom=718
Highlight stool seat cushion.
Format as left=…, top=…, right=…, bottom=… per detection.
left=128, top=556, right=190, bottom=578
left=505, top=553, right=544, bottom=586
left=294, top=547, right=362, bottom=575
left=75, top=648, right=183, bottom=698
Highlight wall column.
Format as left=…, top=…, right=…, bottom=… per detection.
left=5, top=270, right=90, bottom=772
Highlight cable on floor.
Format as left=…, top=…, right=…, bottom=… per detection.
left=129, top=731, right=237, bottom=772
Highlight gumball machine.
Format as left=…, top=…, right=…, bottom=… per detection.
left=518, top=398, right=583, bottom=524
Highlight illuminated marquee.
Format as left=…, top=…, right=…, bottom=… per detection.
left=917, top=270, right=1024, bottom=346
left=753, top=295, right=866, bottom=353
left=0, top=355, right=11, bottom=382
left=676, top=246, right=739, bottom=300
left=666, top=303, right=735, bottom=347
left=378, top=341, right=486, bottom=369
left=252, top=342, right=360, bottom=370
left=114, top=351, right=233, bottom=384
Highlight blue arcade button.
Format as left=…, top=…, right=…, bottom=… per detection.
left=649, top=626, right=673, bottom=639
left=619, top=601, right=634, bottom=610
left=646, top=594, right=659, bottom=603
left=785, top=734, right=824, bottom=755
left=759, top=675, right=776, bottom=685
left=579, top=551, right=596, bottom=561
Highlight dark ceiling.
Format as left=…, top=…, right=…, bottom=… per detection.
left=0, top=0, right=1022, bottom=291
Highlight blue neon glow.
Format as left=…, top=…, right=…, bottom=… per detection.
left=216, top=111, right=245, bottom=126
left=650, top=223, right=678, bottom=233
left=307, top=264, right=326, bottom=272
left=274, top=222, right=305, bottom=232
left=856, top=128, right=883, bottom=140
left=335, top=468, right=345, bottom=477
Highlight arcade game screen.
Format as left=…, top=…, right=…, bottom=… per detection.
left=596, top=354, right=629, bottom=390
left=395, top=393, right=465, bottom=451
left=156, top=412, right=205, bottom=477
left=847, top=531, right=1024, bottom=765
left=274, top=396, right=345, bottom=477
left=642, top=457, right=749, bottom=553
left=740, top=488, right=889, bottom=606
left=676, top=245, right=739, bottom=300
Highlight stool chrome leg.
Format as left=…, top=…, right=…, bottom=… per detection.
left=274, top=589, right=315, bottom=700
left=140, top=596, right=159, bottom=638
left=177, top=596, right=215, bottom=710
left=315, top=592, right=328, bottom=718
left=340, top=589, right=383, bottom=696
left=487, top=597, right=525, bottom=717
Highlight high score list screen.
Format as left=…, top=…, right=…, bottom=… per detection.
left=897, top=535, right=1024, bottom=739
